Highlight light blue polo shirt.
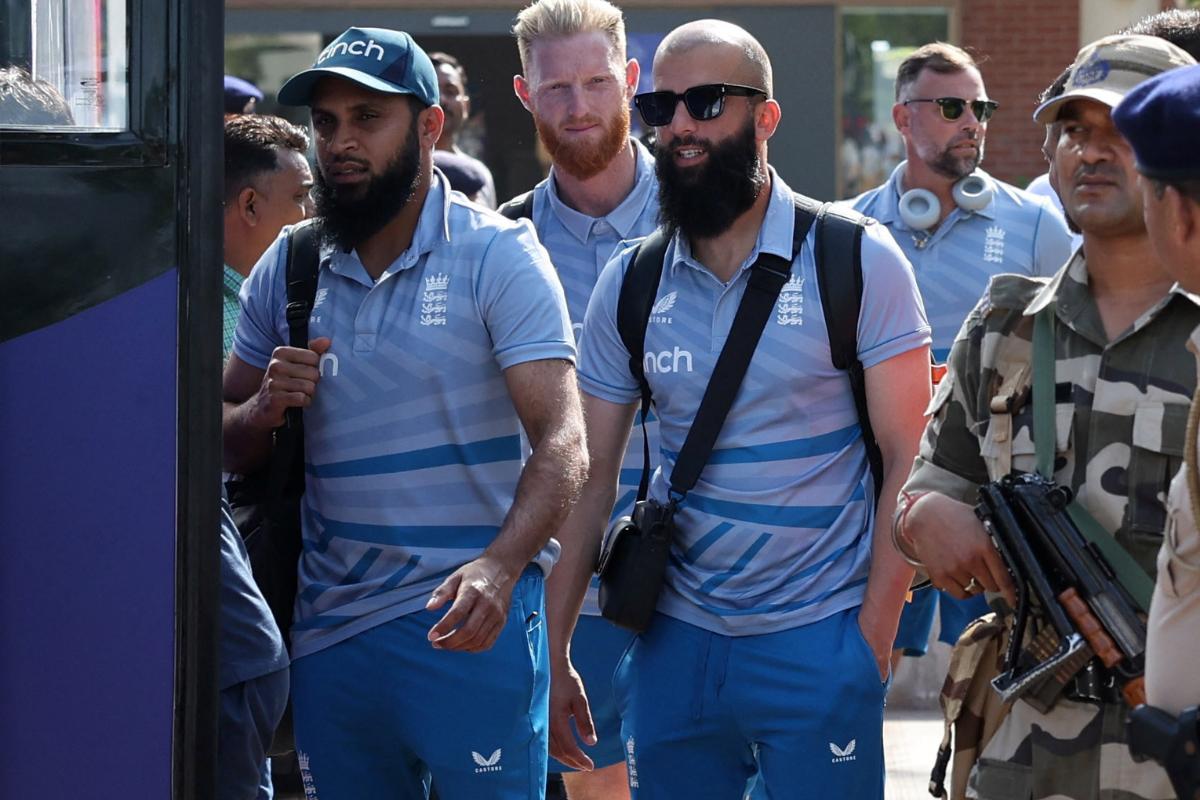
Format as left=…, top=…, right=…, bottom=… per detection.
left=234, top=174, right=576, bottom=659
left=849, top=162, right=1074, bottom=361
left=578, top=170, right=931, bottom=636
left=528, top=138, right=661, bottom=617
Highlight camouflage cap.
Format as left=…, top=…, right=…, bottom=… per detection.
left=1033, top=33, right=1196, bottom=124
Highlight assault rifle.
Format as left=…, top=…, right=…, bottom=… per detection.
left=975, top=473, right=1147, bottom=710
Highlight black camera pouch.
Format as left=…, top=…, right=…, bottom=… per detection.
left=598, top=499, right=676, bottom=632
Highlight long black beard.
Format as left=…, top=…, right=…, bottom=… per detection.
left=313, top=124, right=421, bottom=251
left=654, top=119, right=765, bottom=240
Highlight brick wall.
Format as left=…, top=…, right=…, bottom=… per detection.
left=961, top=0, right=1080, bottom=188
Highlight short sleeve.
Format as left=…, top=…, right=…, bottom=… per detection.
left=855, top=221, right=932, bottom=369
left=1031, top=201, right=1075, bottom=278
left=231, top=229, right=289, bottom=369
left=475, top=223, right=576, bottom=370
left=577, top=243, right=643, bottom=404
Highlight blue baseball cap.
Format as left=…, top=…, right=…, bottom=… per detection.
left=1113, top=63, right=1200, bottom=182
left=277, top=27, right=439, bottom=107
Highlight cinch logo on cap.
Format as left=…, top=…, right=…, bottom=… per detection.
left=317, top=38, right=386, bottom=64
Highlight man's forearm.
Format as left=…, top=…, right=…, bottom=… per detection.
left=222, top=399, right=274, bottom=474
left=860, top=463, right=916, bottom=643
left=546, top=476, right=619, bottom=666
left=484, top=417, right=588, bottom=583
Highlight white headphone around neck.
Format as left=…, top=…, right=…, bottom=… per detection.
left=898, top=171, right=994, bottom=231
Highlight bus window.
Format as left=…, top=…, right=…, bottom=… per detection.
left=1, top=0, right=128, bottom=130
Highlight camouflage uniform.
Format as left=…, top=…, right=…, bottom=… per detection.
left=904, top=251, right=1200, bottom=800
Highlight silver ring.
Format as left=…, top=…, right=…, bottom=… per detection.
left=964, top=577, right=981, bottom=594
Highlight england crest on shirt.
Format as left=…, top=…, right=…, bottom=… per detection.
left=421, top=272, right=449, bottom=326
left=776, top=273, right=804, bottom=326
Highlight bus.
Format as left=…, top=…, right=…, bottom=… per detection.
left=2, top=0, right=223, bottom=796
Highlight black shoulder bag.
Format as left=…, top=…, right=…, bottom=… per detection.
left=596, top=197, right=820, bottom=632
left=224, top=222, right=320, bottom=755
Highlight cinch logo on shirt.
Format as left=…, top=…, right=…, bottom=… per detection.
left=644, top=347, right=693, bottom=374
left=318, top=352, right=339, bottom=377
left=317, top=38, right=386, bottom=64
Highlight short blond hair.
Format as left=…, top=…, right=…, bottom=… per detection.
left=513, top=0, right=627, bottom=73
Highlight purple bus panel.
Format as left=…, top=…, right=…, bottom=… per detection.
left=0, top=271, right=178, bottom=798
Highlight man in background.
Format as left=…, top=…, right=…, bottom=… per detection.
left=850, top=42, right=1074, bottom=670
left=222, top=114, right=313, bottom=360
left=509, top=0, right=659, bottom=796
left=431, top=51, right=497, bottom=207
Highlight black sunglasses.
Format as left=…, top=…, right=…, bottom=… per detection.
left=633, top=83, right=768, bottom=127
left=903, top=97, right=999, bottom=123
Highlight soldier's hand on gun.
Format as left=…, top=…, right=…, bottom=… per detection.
left=425, top=554, right=515, bottom=653
left=548, top=657, right=597, bottom=772
left=905, top=492, right=1016, bottom=606
left=252, top=337, right=332, bottom=428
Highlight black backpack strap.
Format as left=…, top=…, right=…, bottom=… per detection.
left=269, top=223, right=322, bottom=500
left=498, top=190, right=535, bottom=222
left=615, top=229, right=671, bottom=501
left=815, top=205, right=883, bottom=499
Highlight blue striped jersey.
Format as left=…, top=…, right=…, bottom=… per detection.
left=578, top=171, right=931, bottom=636
left=526, top=138, right=661, bottom=616
left=233, top=174, right=576, bottom=659
left=848, top=162, right=1074, bottom=362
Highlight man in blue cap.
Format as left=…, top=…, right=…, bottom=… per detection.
left=1114, top=63, right=1200, bottom=719
left=221, top=26, right=588, bottom=799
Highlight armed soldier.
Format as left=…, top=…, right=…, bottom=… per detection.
left=894, top=34, right=1198, bottom=800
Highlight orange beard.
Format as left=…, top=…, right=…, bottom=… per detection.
left=535, top=104, right=631, bottom=181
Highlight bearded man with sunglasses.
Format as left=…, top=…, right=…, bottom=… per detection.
left=850, top=42, right=1075, bottom=671
left=547, top=19, right=932, bottom=798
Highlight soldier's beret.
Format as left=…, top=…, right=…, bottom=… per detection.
left=1113, top=63, right=1200, bottom=182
